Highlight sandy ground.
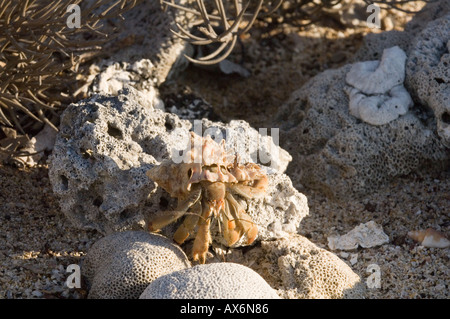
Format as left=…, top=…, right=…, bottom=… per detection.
left=0, top=1, right=448, bottom=299
left=1, top=162, right=448, bottom=299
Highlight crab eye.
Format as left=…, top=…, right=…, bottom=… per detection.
left=187, top=168, right=193, bottom=179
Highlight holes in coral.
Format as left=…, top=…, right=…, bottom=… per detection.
left=119, top=209, right=133, bottom=221
left=107, top=123, right=123, bottom=139
left=164, top=117, right=174, bottom=131
left=434, top=78, right=445, bottom=84
left=442, top=112, right=450, bottom=124
left=60, top=175, right=69, bottom=191
left=93, top=197, right=103, bottom=207
left=159, top=196, right=169, bottom=209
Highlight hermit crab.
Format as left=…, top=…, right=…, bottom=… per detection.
left=146, top=132, right=268, bottom=263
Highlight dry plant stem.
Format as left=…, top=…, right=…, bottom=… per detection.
left=0, top=0, right=140, bottom=156
left=362, top=0, right=435, bottom=14
left=163, top=0, right=264, bottom=64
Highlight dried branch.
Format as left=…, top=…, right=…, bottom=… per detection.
left=165, top=0, right=429, bottom=64
left=163, top=0, right=271, bottom=65
left=362, top=0, right=437, bottom=14
left=0, top=0, right=141, bottom=152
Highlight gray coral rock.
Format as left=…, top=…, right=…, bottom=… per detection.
left=48, top=87, right=191, bottom=234
left=352, top=0, right=450, bottom=62
left=103, top=0, right=194, bottom=85
left=82, top=231, right=191, bottom=299
left=276, top=64, right=449, bottom=200
left=139, top=262, right=280, bottom=299
left=48, top=86, right=306, bottom=245
left=246, top=234, right=366, bottom=299
left=406, top=14, right=450, bottom=148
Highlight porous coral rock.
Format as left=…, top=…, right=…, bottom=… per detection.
left=139, top=262, right=280, bottom=299
left=49, top=87, right=306, bottom=245
left=91, top=61, right=164, bottom=110
left=352, top=0, right=450, bottom=62
left=82, top=231, right=191, bottom=299
left=406, top=14, right=450, bottom=148
left=48, top=86, right=189, bottom=234
left=276, top=63, right=449, bottom=200
left=345, top=46, right=412, bottom=125
left=245, top=234, right=366, bottom=299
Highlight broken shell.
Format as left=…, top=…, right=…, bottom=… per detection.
left=407, top=228, right=450, bottom=248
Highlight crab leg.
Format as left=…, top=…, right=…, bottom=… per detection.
left=147, top=210, right=188, bottom=232
left=147, top=185, right=201, bottom=232
left=192, top=202, right=212, bottom=264
left=228, top=176, right=268, bottom=199
left=226, top=193, right=258, bottom=245
left=220, top=199, right=240, bottom=246
left=173, top=201, right=201, bottom=245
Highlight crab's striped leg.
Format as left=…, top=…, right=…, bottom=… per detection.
left=192, top=201, right=213, bottom=264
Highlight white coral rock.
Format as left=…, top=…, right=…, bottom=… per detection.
left=345, top=46, right=413, bottom=125
left=345, top=84, right=412, bottom=125
left=327, top=221, right=389, bottom=251
left=346, top=46, right=406, bottom=94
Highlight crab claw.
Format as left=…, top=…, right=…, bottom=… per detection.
left=173, top=201, right=202, bottom=245
left=221, top=199, right=240, bottom=246
left=245, top=222, right=258, bottom=245
left=228, top=175, right=268, bottom=199
left=238, top=210, right=258, bottom=245
left=173, top=213, right=200, bottom=245
left=225, top=193, right=258, bottom=245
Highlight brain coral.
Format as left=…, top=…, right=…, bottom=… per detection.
left=82, top=231, right=191, bottom=299
left=139, top=262, right=281, bottom=299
